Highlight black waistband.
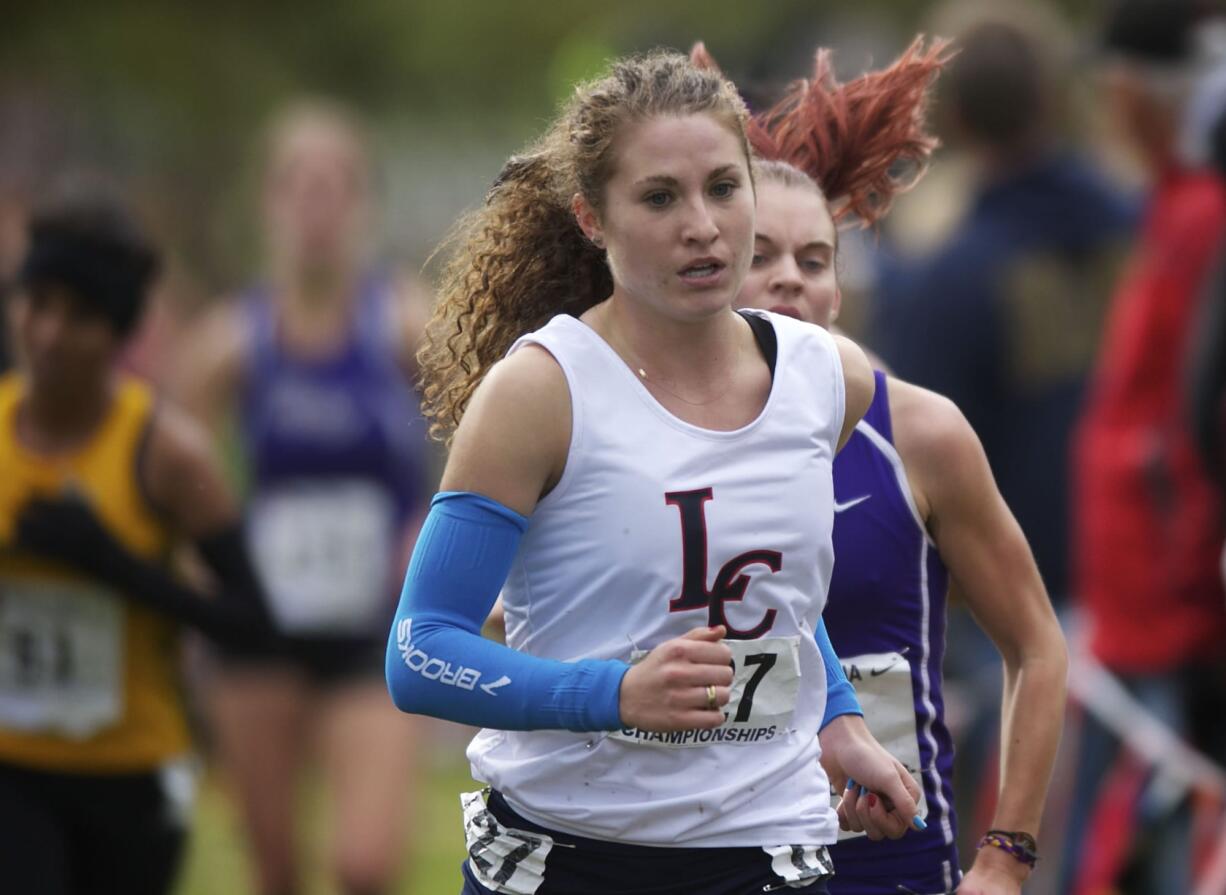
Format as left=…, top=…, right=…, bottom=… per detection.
left=477, top=790, right=832, bottom=894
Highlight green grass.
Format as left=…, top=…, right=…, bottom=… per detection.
left=176, top=750, right=475, bottom=895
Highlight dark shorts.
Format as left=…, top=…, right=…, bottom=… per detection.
left=827, top=863, right=960, bottom=895
left=827, top=830, right=962, bottom=894
left=459, top=790, right=832, bottom=895
left=0, top=760, right=189, bottom=895
left=213, top=632, right=386, bottom=689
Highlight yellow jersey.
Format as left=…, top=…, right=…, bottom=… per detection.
left=0, top=372, right=190, bottom=772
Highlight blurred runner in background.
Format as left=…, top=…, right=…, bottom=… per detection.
left=0, top=189, right=275, bottom=895
left=866, top=15, right=1138, bottom=871
left=174, top=102, right=432, bottom=895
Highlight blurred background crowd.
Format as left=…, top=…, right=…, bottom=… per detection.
left=3, top=0, right=1226, bottom=892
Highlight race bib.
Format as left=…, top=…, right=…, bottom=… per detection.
left=833, top=650, right=927, bottom=840
left=249, top=480, right=396, bottom=634
left=0, top=577, right=125, bottom=738
left=612, top=635, right=801, bottom=748
left=461, top=789, right=552, bottom=895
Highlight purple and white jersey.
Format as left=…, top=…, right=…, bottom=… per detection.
left=824, top=370, right=960, bottom=894
left=238, top=274, right=428, bottom=637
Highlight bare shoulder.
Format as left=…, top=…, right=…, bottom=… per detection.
left=469, top=342, right=570, bottom=422
left=168, top=298, right=250, bottom=413
left=887, top=378, right=989, bottom=516
left=142, top=398, right=237, bottom=537
left=831, top=332, right=874, bottom=449
left=888, top=379, right=975, bottom=456
left=185, top=299, right=249, bottom=375
left=440, top=343, right=572, bottom=516
left=831, top=332, right=871, bottom=378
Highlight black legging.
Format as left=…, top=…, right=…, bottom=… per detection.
left=0, top=761, right=187, bottom=895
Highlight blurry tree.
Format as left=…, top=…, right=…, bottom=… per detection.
left=0, top=0, right=1097, bottom=296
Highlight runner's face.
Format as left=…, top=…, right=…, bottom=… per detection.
left=579, top=113, right=755, bottom=322
left=737, top=181, right=840, bottom=329
left=11, top=282, right=120, bottom=399
left=264, top=122, right=369, bottom=272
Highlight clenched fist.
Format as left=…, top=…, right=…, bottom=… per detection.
left=619, top=626, right=734, bottom=732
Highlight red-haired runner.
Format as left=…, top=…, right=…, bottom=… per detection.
left=695, top=40, right=1069, bottom=895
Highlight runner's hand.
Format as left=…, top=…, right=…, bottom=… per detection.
left=821, top=714, right=921, bottom=840
left=619, top=626, right=734, bottom=732
left=15, top=493, right=127, bottom=582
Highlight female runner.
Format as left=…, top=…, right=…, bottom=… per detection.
left=173, top=103, right=429, bottom=895
left=0, top=192, right=275, bottom=894
left=723, top=41, right=1069, bottom=895
left=386, top=50, right=922, bottom=895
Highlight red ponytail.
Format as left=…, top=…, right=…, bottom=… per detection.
left=692, top=37, right=952, bottom=226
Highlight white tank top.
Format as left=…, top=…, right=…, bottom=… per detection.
left=467, top=309, right=845, bottom=848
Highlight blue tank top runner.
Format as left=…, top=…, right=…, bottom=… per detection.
left=239, top=272, right=426, bottom=509
left=238, top=272, right=428, bottom=638
left=824, top=370, right=960, bottom=894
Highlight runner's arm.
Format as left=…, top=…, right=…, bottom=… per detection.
left=14, top=402, right=274, bottom=648
left=833, top=334, right=875, bottom=451
left=818, top=617, right=862, bottom=729
left=388, top=345, right=734, bottom=732
left=895, top=381, right=1067, bottom=885
left=387, top=348, right=628, bottom=730
left=167, top=300, right=247, bottom=439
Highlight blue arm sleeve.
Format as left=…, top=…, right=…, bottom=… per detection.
left=817, top=616, right=862, bottom=731
left=385, top=491, right=630, bottom=731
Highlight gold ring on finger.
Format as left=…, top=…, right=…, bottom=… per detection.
left=705, top=684, right=718, bottom=711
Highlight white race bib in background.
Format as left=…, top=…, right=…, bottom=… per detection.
left=249, top=480, right=396, bottom=634
left=0, top=577, right=125, bottom=738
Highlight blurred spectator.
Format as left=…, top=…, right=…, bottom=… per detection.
left=872, top=15, right=1136, bottom=607
left=866, top=12, right=1138, bottom=870
left=1065, top=0, right=1226, bottom=892
left=1189, top=86, right=1226, bottom=497
left=172, top=101, right=432, bottom=895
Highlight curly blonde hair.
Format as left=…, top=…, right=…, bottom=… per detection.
left=417, top=50, right=751, bottom=441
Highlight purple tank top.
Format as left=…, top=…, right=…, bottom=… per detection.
left=238, top=273, right=428, bottom=637
left=824, top=370, right=961, bottom=893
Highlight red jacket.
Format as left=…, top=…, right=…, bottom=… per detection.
left=1075, top=168, right=1226, bottom=672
